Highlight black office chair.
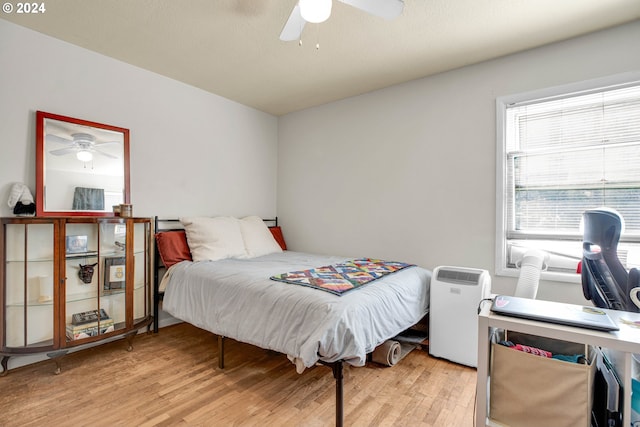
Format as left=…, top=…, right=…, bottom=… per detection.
left=581, top=209, right=640, bottom=312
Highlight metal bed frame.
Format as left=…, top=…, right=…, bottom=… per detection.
left=152, top=217, right=346, bottom=427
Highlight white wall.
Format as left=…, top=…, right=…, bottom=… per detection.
left=0, top=19, right=279, bottom=220
left=277, top=20, right=640, bottom=303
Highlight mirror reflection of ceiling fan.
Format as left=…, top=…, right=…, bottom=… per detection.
left=280, top=0, right=404, bottom=42
left=47, top=133, right=119, bottom=162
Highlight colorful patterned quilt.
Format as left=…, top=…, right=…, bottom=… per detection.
left=270, top=258, right=415, bottom=296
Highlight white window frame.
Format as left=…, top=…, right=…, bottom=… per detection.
left=496, top=71, right=640, bottom=283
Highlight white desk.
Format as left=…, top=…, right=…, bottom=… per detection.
left=476, top=303, right=640, bottom=427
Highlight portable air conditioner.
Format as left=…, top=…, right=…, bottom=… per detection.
left=429, top=266, right=491, bottom=367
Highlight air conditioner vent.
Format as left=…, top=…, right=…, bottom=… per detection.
left=436, top=269, right=481, bottom=285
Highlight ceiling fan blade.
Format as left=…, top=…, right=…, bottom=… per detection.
left=94, top=140, right=121, bottom=147
left=49, top=147, right=76, bottom=156
left=46, top=134, right=74, bottom=145
left=338, top=0, right=404, bottom=19
left=279, top=3, right=306, bottom=41
left=93, top=148, right=118, bottom=159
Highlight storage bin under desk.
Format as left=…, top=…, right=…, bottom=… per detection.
left=489, top=331, right=596, bottom=427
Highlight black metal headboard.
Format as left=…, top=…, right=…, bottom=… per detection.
left=152, top=216, right=278, bottom=333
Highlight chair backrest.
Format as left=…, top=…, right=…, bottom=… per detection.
left=581, top=209, right=639, bottom=312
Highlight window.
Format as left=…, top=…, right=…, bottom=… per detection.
left=496, top=76, right=640, bottom=281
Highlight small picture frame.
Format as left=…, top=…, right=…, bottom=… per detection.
left=66, top=235, right=88, bottom=254
left=104, top=257, right=126, bottom=290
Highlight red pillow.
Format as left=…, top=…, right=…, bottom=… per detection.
left=155, top=231, right=192, bottom=268
left=269, top=226, right=287, bottom=251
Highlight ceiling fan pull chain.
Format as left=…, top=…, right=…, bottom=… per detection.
left=298, top=17, right=303, bottom=46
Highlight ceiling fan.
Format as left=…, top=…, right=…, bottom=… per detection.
left=279, top=0, right=404, bottom=42
left=47, top=133, right=119, bottom=162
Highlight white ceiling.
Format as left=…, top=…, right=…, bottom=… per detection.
left=2, top=0, right=639, bottom=115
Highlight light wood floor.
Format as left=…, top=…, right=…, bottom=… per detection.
left=0, top=323, right=477, bottom=427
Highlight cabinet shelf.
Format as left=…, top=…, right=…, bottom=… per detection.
left=23, top=339, right=55, bottom=349
left=5, top=299, right=55, bottom=308
left=5, top=258, right=55, bottom=264
left=4, top=282, right=147, bottom=308
left=65, top=251, right=99, bottom=259
left=6, top=250, right=147, bottom=264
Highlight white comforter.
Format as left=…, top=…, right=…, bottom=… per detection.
left=162, top=251, right=431, bottom=369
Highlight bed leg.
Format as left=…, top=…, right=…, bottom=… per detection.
left=153, top=292, right=162, bottom=333
left=332, top=361, right=344, bottom=427
left=153, top=310, right=159, bottom=333
left=217, top=335, right=225, bottom=369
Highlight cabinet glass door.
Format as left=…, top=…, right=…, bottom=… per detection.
left=3, top=222, right=55, bottom=350
left=98, top=220, right=127, bottom=335
left=64, top=220, right=125, bottom=343
left=132, top=221, right=150, bottom=324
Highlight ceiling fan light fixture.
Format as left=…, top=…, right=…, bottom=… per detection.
left=77, top=150, right=93, bottom=162
left=299, top=0, right=332, bottom=23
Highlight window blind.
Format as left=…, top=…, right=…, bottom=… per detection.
left=505, top=84, right=640, bottom=240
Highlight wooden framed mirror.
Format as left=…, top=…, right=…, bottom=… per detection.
left=36, top=111, right=130, bottom=217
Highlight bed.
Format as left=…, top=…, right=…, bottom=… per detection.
left=153, top=216, right=431, bottom=426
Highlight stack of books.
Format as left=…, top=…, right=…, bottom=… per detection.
left=67, top=309, right=115, bottom=340
left=71, top=308, right=109, bottom=325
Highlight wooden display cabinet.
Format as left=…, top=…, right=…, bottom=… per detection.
left=0, top=216, right=152, bottom=375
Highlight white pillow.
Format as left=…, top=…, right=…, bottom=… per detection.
left=239, top=216, right=283, bottom=259
left=180, top=216, right=247, bottom=261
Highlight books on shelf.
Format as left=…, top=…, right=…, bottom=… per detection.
left=68, top=309, right=114, bottom=340
left=66, top=318, right=115, bottom=340
left=72, top=308, right=110, bottom=325
left=67, top=318, right=114, bottom=332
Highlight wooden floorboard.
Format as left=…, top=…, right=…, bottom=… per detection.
left=0, top=323, right=477, bottom=426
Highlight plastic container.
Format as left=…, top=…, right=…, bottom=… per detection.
left=119, top=204, right=132, bottom=217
